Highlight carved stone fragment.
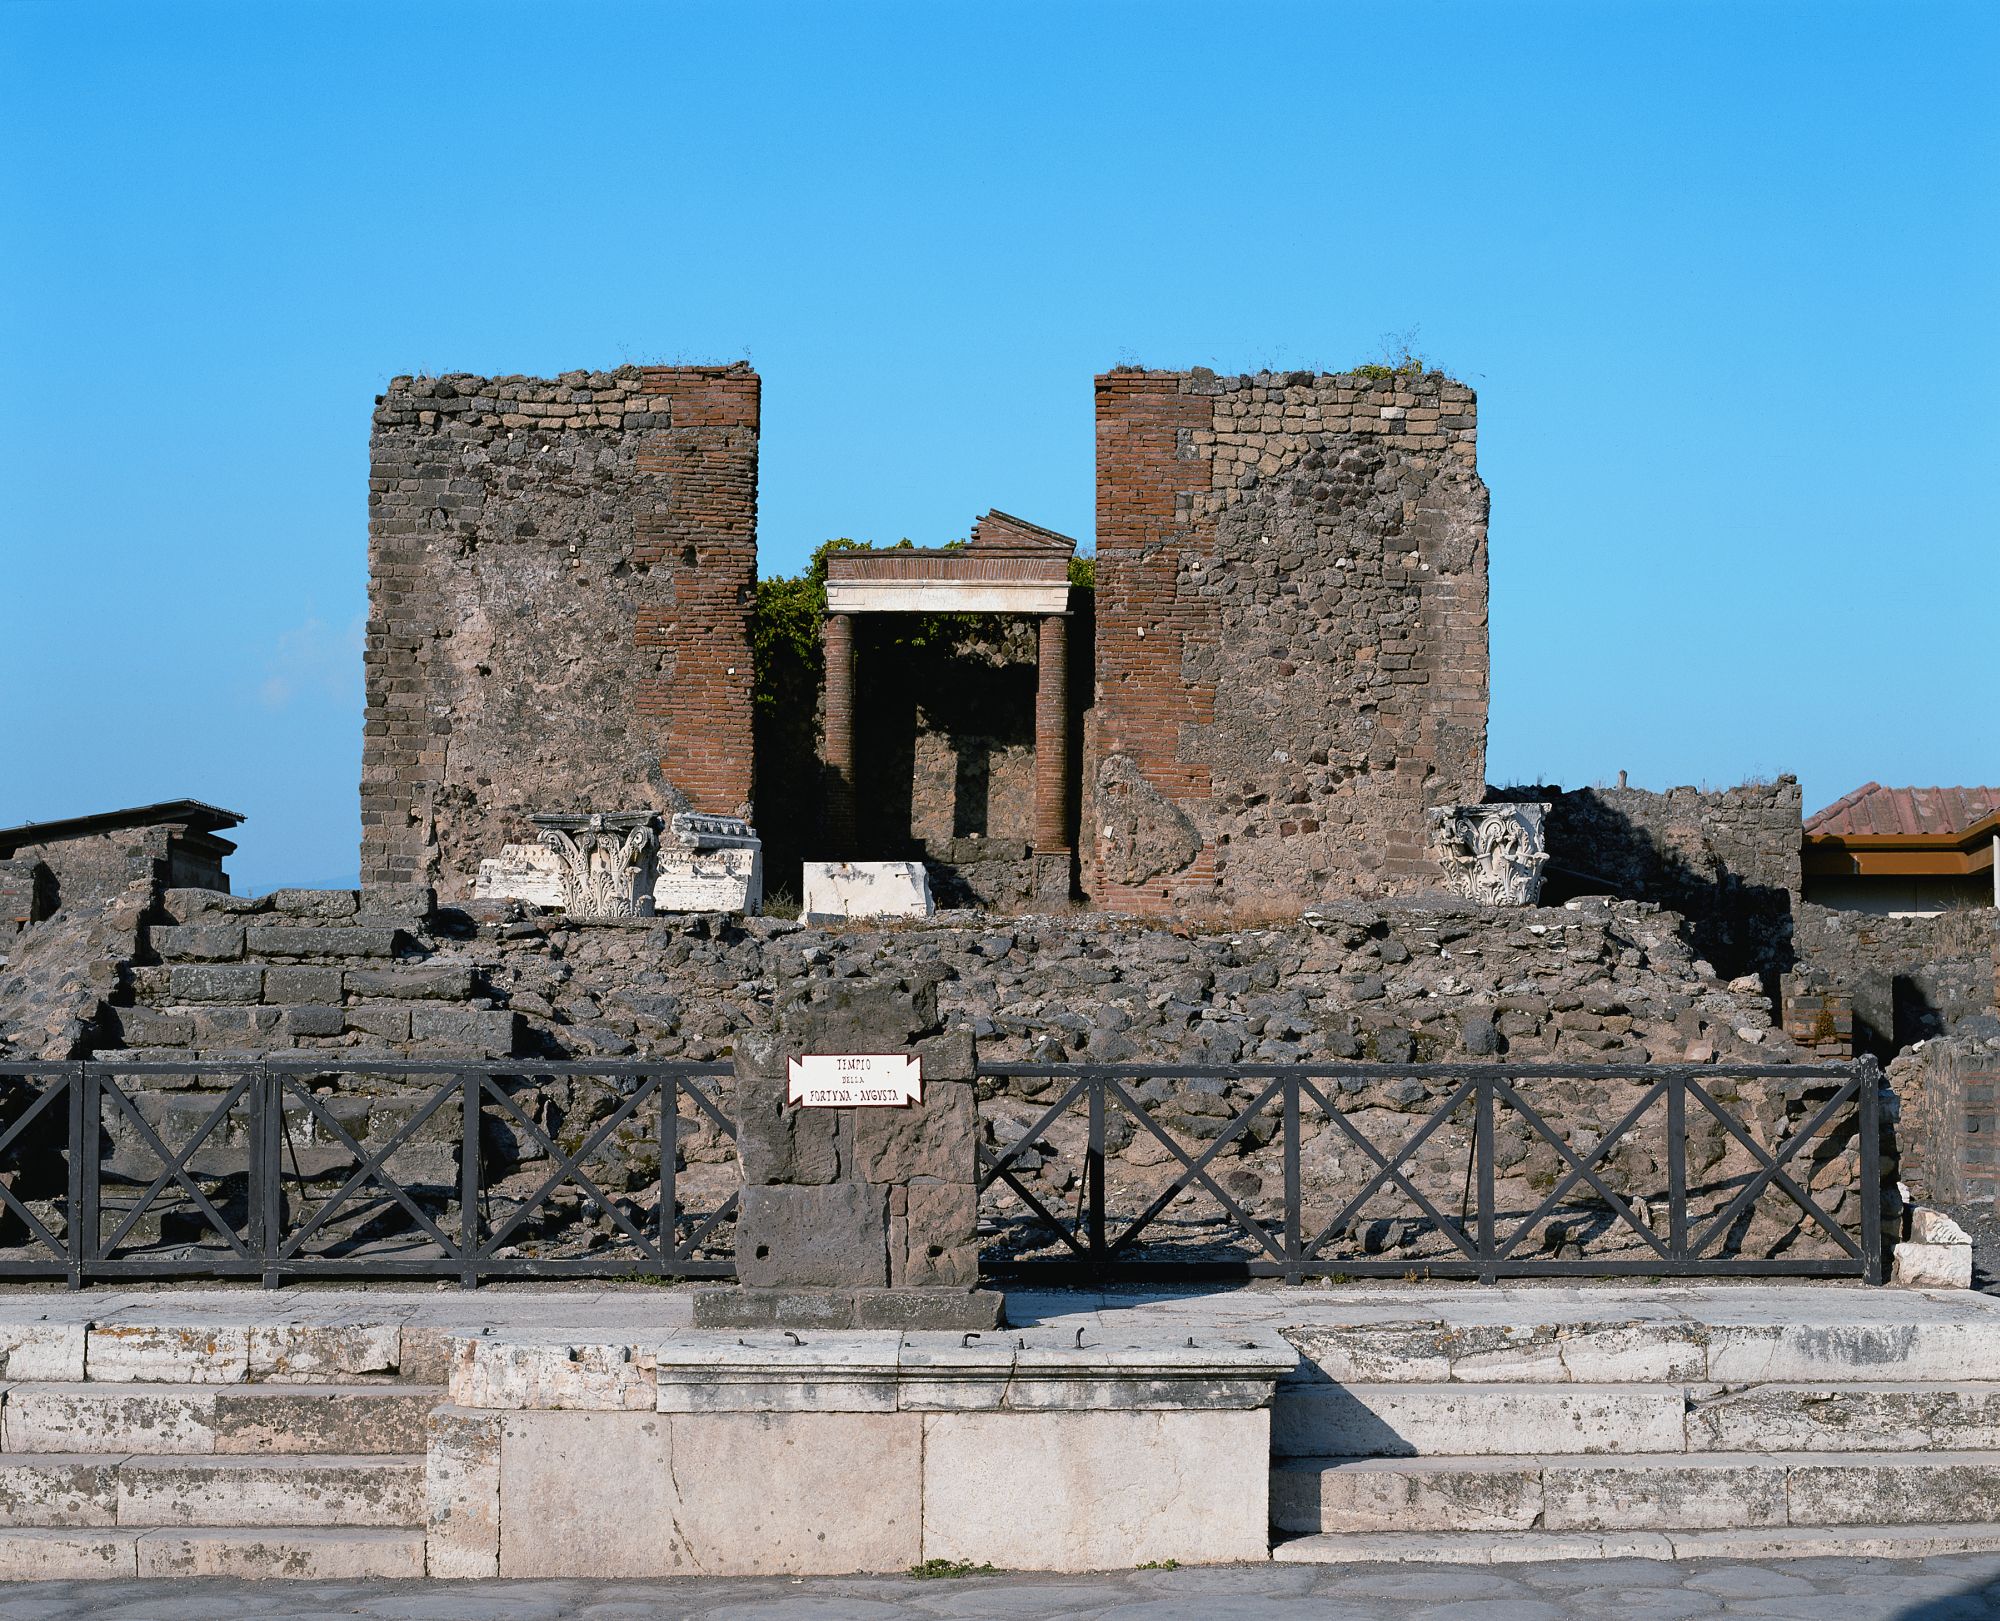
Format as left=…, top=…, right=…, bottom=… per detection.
left=1427, top=803, right=1550, bottom=906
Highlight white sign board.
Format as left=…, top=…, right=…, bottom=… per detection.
left=787, top=1054, right=922, bottom=1108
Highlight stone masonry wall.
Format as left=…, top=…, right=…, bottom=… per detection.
left=1793, top=903, right=2000, bottom=1057
left=1091, top=368, right=1488, bottom=918
left=1492, top=778, right=1804, bottom=981
left=362, top=364, right=759, bottom=899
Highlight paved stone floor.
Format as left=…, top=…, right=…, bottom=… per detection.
left=0, top=1556, right=1996, bottom=1621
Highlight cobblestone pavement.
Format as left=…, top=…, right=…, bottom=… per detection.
left=0, top=1556, right=1996, bottom=1621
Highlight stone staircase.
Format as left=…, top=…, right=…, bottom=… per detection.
left=1270, top=1298, right=2000, bottom=1563
left=0, top=1317, right=443, bottom=1578
left=113, top=886, right=515, bottom=1060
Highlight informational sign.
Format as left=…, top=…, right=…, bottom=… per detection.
left=787, top=1054, right=922, bottom=1108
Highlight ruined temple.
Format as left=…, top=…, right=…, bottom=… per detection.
left=360, top=361, right=1490, bottom=922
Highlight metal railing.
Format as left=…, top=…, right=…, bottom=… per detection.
left=975, top=1060, right=1886, bottom=1283
left=0, top=1060, right=737, bottom=1288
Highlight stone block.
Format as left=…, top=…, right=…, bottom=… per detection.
left=1540, top=1458, right=1787, bottom=1531
left=344, top=1004, right=412, bottom=1043
left=86, top=1325, right=251, bottom=1384
left=268, top=888, right=359, bottom=920
left=166, top=965, right=263, bottom=1005
left=1685, top=1382, right=2000, bottom=1451
left=663, top=1411, right=921, bottom=1575
left=0, top=1528, right=138, bottom=1578
left=654, top=1333, right=901, bottom=1414
left=115, top=1457, right=422, bottom=1527
left=134, top=1527, right=424, bottom=1579
left=1704, top=1321, right=2000, bottom=1383
left=356, top=883, right=434, bottom=922
left=262, top=965, right=342, bottom=1005
left=449, top=1338, right=657, bottom=1412
left=1272, top=1382, right=1686, bottom=1459
left=853, top=1288, right=1003, bottom=1331
left=1784, top=1455, right=2000, bottom=1526
left=922, top=1409, right=1269, bottom=1569
left=278, top=1004, right=345, bottom=1038
left=737, top=1184, right=887, bottom=1289
left=409, top=1006, right=518, bottom=1055
left=344, top=965, right=476, bottom=1000
left=912, top=1026, right=977, bottom=1082
left=213, top=1389, right=435, bottom=1455
left=890, top=1182, right=979, bottom=1289
left=474, top=845, right=564, bottom=909
left=1895, top=1240, right=1974, bottom=1289
left=245, top=925, right=401, bottom=959
left=161, top=888, right=265, bottom=922
left=111, top=1006, right=193, bottom=1048
left=246, top=1322, right=400, bottom=1382
left=149, top=924, right=244, bottom=962
left=1273, top=1457, right=1542, bottom=1535
left=689, top=1288, right=869, bottom=1331
left=0, top=1324, right=85, bottom=1382
left=654, top=846, right=762, bottom=915
left=496, top=1411, right=682, bottom=1577
left=426, top=1407, right=501, bottom=1579
left=5, top=1385, right=217, bottom=1455
left=785, top=978, right=941, bottom=1053
left=853, top=1079, right=974, bottom=1185
left=732, top=1062, right=840, bottom=1187
left=0, top=1458, right=118, bottom=1526
left=802, top=861, right=934, bottom=922
left=189, top=1005, right=283, bottom=1047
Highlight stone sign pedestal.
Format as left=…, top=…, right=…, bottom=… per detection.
left=692, top=974, right=1001, bottom=1331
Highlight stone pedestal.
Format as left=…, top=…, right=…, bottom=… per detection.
left=693, top=975, right=1000, bottom=1331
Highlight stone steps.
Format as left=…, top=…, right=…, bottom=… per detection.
left=1272, top=1450, right=2000, bottom=1534
left=1271, top=1523, right=2000, bottom=1565
left=1273, top=1380, right=2000, bottom=1457
left=3, top=1382, right=443, bottom=1455
left=0, top=1451, right=422, bottom=1529
left=0, top=1524, right=426, bottom=1578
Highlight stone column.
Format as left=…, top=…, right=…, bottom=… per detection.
left=1032, top=613, right=1072, bottom=901
left=821, top=612, right=857, bottom=856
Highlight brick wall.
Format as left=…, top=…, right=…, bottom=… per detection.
left=1891, top=1037, right=2000, bottom=1206
left=362, top=365, right=759, bottom=899
left=1090, top=368, right=1488, bottom=917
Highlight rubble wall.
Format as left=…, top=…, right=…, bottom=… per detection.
left=1794, top=903, right=2000, bottom=1056
left=1091, top=368, right=1488, bottom=918
left=362, top=365, right=759, bottom=900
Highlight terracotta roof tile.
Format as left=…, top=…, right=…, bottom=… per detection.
left=1805, top=782, right=2000, bottom=838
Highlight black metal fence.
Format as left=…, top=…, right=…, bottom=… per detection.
left=975, top=1061, right=1886, bottom=1284
left=0, top=1056, right=1888, bottom=1287
left=0, top=1060, right=736, bottom=1288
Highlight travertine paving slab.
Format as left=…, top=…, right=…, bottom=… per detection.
left=0, top=1457, right=119, bottom=1527
left=1273, top=1381, right=1686, bottom=1457
left=1685, top=1382, right=2000, bottom=1451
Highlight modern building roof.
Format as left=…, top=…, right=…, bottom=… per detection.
left=0, top=800, right=245, bottom=856
left=1803, top=783, right=1999, bottom=882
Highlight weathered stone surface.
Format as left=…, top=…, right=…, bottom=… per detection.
left=497, top=1411, right=681, bottom=1577
left=213, top=1388, right=437, bottom=1455
left=0, top=1458, right=117, bottom=1527
left=115, top=1456, right=423, bottom=1528
left=801, top=861, right=933, bottom=922
left=246, top=1322, right=401, bottom=1382
left=663, top=1411, right=922, bottom=1575
left=343, top=965, right=476, bottom=1000
left=853, top=1079, right=974, bottom=1185
left=408, top=1005, right=518, bottom=1054
left=244, top=925, right=401, bottom=959
left=737, top=1184, right=887, bottom=1289
left=1540, top=1457, right=1787, bottom=1531
left=1273, top=1382, right=1686, bottom=1458
left=426, top=1406, right=501, bottom=1579
left=0, top=1528, right=137, bottom=1578
left=449, top=1338, right=657, bottom=1412
left=1685, top=1382, right=2000, bottom=1452
left=134, top=1526, right=425, bottom=1579
left=165, top=965, right=262, bottom=1005
left=0, top=1325, right=85, bottom=1382
left=923, top=1408, right=1269, bottom=1569
left=1783, top=1454, right=2000, bottom=1525
left=1094, top=753, right=1202, bottom=886
left=1273, top=1455, right=1542, bottom=1534
left=5, top=1386, right=216, bottom=1455
left=149, top=925, right=244, bottom=962
left=263, top=965, right=342, bottom=1004
left=1895, top=1239, right=1974, bottom=1289
left=85, top=1325, right=251, bottom=1384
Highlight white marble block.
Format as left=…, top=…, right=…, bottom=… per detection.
left=474, top=845, right=565, bottom=909
left=802, top=861, right=934, bottom=923
left=1894, top=1206, right=1975, bottom=1289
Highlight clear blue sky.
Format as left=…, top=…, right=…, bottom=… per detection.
left=2, top=1, right=1993, bottom=893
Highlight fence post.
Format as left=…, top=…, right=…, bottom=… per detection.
left=1283, top=1075, right=1302, bottom=1285
left=252, top=1070, right=282, bottom=1289
left=660, top=1072, right=679, bottom=1263
left=1858, top=1056, right=1886, bottom=1285
left=1086, top=1077, right=1107, bottom=1277
left=65, top=1064, right=90, bottom=1291
left=1667, top=1072, right=1688, bottom=1262
left=459, top=1071, right=482, bottom=1289
left=1475, top=1075, right=1496, bottom=1284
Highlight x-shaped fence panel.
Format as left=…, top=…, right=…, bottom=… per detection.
left=976, top=1061, right=1884, bottom=1283
left=0, top=1061, right=738, bottom=1287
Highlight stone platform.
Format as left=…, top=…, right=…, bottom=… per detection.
left=0, top=1283, right=1991, bottom=1577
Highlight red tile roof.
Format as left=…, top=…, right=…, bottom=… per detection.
left=1806, top=783, right=2000, bottom=839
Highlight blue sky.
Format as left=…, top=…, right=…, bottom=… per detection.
left=2, top=1, right=1994, bottom=893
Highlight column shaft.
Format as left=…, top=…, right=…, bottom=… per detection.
left=822, top=613, right=857, bottom=854
left=1034, top=614, right=1070, bottom=855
